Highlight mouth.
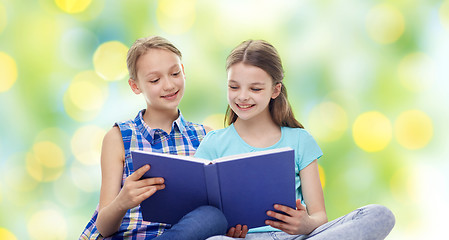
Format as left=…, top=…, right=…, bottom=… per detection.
left=236, top=103, right=255, bottom=110
left=161, top=90, right=179, bottom=100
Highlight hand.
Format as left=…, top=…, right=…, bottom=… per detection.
left=226, top=224, right=248, bottom=238
left=265, top=199, right=315, bottom=235
left=115, top=164, right=165, bottom=211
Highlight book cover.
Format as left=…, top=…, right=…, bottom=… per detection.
left=131, top=147, right=296, bottom=229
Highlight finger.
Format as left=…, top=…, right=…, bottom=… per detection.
left=241, top=225, right=248, bottom=238
left=265, top=219, right=290, bottom=233
left=128, top=164, right=150, bottom=180
left=137, top=177, right=165, bottom=188
left=138, top=183, right=165, bottom=192
left=235, top=224, right=242, bottom=232
left=234, top=224, right=242, bottom=237
left=131, top=186, right=158, bottom=205
left=274, top=204, right=298, bottom=217
left=296, top=199, right=306, bottom=211
left=141, top=186, right=158, bottom=198
left=267, top=209, right=292, bottom=223
left=226, top=227, right=235, bottom=237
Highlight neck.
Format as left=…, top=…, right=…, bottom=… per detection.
left=234, top=111, right=280, bottom=137
left=234, top=114, right=281, bottom=148
left=143, top=107, right=179, bottom=133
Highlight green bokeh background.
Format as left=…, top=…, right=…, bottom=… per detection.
left=1, top=0, right=448, bottom=239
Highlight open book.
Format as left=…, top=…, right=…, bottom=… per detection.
left=131, top=147, right=296, bottom=229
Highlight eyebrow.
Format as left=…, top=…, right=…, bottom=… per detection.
left=144, top=64, right=180, bottom=77
left=228, top=80, right=266, bottom=86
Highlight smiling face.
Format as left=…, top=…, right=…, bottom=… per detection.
left=129, top=48, right=185, bottom=112
left=227, top=62, right=281, bottom=122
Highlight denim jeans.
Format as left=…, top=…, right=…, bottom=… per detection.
left=155, top=205, right=228, bottom=240
left=207, top=204, right=395, bottom=240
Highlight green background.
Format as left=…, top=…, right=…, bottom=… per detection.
left=0, top=0, right=448, bottom=239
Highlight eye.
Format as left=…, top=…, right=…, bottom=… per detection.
left=150, top=78, right=160, bottom=83
left=228, top=85, right=238, bottom=90
left=172, top=71, right=181, bottom=77
left=251, top=88, right=262, bottom=92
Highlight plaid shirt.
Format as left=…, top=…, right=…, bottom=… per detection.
left=80, top=109, right=207, bottom=240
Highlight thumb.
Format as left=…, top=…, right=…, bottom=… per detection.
left=296, top=199, right=306, bottom=211
left=129, top=164, right=150, bottom=181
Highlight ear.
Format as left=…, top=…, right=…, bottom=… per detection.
left=181, top=64, right=186, bottom=77
left=129, top=78, right=141, bottom=94
left=271, top=82, right=282, bottom=99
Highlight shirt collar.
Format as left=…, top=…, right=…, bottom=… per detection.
left=135, top=109, right=188, bottom=142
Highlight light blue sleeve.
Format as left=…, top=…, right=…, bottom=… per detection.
left=194, top=131, right=217, bottom=160
left=297, top=129, right=323, bottom=170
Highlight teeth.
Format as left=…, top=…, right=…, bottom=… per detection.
left=238, top=104, right=253, bottom=109
left=163, top=91, right=177, bottom=98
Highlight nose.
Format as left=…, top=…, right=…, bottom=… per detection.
left=237, top=89, right=249, bottom=101
left=162, top=78, right=175, bottom=91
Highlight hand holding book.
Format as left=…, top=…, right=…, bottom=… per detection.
left=117, top=164, right=165, bottom=211
left=131, top=147, right=296, bottom=229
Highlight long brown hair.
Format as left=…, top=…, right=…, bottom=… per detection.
left=224, top=40, right=304, bottom=128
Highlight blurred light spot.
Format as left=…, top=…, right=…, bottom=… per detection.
left=394, top=110, right=433, bottom=150
left=4, top=154, right=39, bottom=193
left=202, top=113, right=226, bottom=130
left=55, top=0, right=92, bottom=14
left=60, top=28, right=99, bottom=69
left=440, top=0, right=449, bottom=31
left=0, top=3, right=6, bottom=34
left=390, top=167, right=420, bottom=205
left=70, top=161, right=101, bottom=192
left=69, top=80, right=103, bottom=110
left=308, top=102, right=348, bottom=142
left=157, top=0, right=196, bottom=34
left=213, top=1, right=298, bottom=46
left=64, top=71, right=108, bottom=122
left=53, top=174, right=85, bottom=208
left=0, top=52, right=18, bottom=92
left=344, top=161, right=375, bottom=191
left=35, top=127, right=70, bottom=149
left=26, top=141, right=65, bottom=182
left=353, top=111, right=392, bottom=152
left=14, top=13, right=61, bottom=72
left=71, top=125, right=106, bottom=165
left=318, top=164, right=325, bottom=188
left=366, top=4, right=405, bottom=44
left=413, top=164, right=448, bottom=236
left=27, top=209, right=67, bottom=240
left=93, top=41, right=128, bottom=81
left=398, top=53, right=436, bottom=92
left=0, top=228, right=17, bottom=240
left=333, top=54, right=374, bottom=94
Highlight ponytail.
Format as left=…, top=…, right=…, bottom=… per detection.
left=269, top=83, right=303, bottom=128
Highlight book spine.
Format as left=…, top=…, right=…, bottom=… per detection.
left=204, top=164, right=223, bottom=210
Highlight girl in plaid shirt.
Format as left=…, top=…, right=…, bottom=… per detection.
left=80, top=36, right=227, bottom=240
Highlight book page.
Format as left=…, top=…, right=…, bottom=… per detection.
left=132, top=150, right=211, bottom=165
left=212, top=147, right=293, bottom=163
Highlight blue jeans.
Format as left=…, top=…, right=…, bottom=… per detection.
left=207, top=204, right=395, bottom=240
left=155, top=205, right=228, bottom=240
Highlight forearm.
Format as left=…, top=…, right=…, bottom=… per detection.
left=307, top=211, right=328, bottom=233
left=96, top=200, right=128, bottom=237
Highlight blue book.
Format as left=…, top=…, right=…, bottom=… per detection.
left=131, top=147, right=296, bottom=229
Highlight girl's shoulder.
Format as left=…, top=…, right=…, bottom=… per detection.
left=115, top=118, right=136, bottom=130
left=182, top=120, right=206, bottom=132
left=282, top=126, right=314, bottom=138
left=179, top=120, right=208, bottom=142
left=204, top=126, right=235, bottom=139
